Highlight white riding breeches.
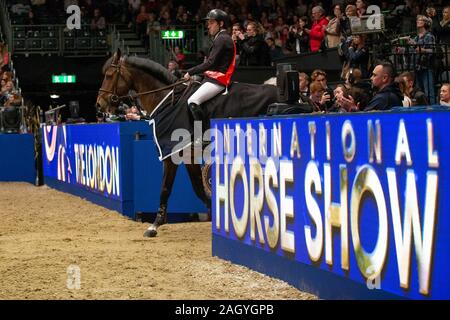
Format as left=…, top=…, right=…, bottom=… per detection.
left=187, top=81, right=225, bottom=106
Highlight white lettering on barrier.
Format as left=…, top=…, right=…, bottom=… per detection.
left=73, top=144, right=120, bottom=197
left=214, top=118, right=439, bottom=296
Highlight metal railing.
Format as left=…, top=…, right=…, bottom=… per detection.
left=387, top=43, right=450, bottom=104
left=147, top=24, right=207, bottom=66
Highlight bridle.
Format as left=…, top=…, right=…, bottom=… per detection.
left=98, top=57, right=188, bottom=108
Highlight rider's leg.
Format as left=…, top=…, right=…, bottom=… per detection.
left=187, top=81, right=224, bottom=125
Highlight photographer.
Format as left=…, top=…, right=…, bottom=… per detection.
left=286, top=16, right=309, bottom=54
left=231, top=23, right=244, bottom=65
left=236, top=21, right=271, bottom=66
left=340, top=34, right=369, bottom=79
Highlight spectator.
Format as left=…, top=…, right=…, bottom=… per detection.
left=344, top=68, right=371, bottom=110
left=311, top=69, right=334, bottom=111
left=171, top=46, right=186, bottom=70
left=304, top=6, right=329, bottom=52
left=266, top=37, right=285, bottom=63
left=159, top=11, right=172, bottom=29
left=396, top=76, right=413, bottom=107
left=439, top=83, right=450, bottom=106
left=231, top=23, right=244, bottom=65
left=331, top=84, right=358, bottom=112
left=287, top=16, right=309, bottom=54
left=309, top=81, right=325, bottom=111
left=298, top=72, right=310, bottom=97
left=167, top=60, right=182, bottom=78
left=325, top=4, right=343, bottom=48
left=91, top=8, right=106, bottom=30
left=436, top=6, right=450, bottom=45
left=426, top=6, right=440, bottom=39
left=136, top=5, right=149, bottom=39
left=342, top=63, right=403, bottom=111
left=237, top=21, right=271, bottom=66
left=0, top=81, right=16, bottom=106
left=146, top=12, right=161, bottom=36
left=0, top=43, right=9, bottom=72
left=341, top=34, right=369, bottom=78
left=311, top=69, right=328, bottom=91
left=355, top=0, right=367, bottom=17
left=341, top=4, right=357, bottom=37
left=295, top=0, right=308, bottom=17
left=410, top=15, right=436, bottom=104
left=399, top=71, right=429, bottom=106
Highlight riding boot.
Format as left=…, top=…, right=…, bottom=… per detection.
left=143, top=205, right=167, bottom=237
left=188, top=103, right=204, bottom=123
left=189, top=103, right=205, bottom=147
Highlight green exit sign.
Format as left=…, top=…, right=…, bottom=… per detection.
left=52, top=74, right=76, bottom=83
left=161, top=30, right=184, bottom=39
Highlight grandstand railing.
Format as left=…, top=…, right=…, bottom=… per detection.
left=387, top=43, right=450, bottom=103
left=147, top=24, right=207, bottom=67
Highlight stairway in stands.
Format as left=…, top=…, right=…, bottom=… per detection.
left=113, top=24, right=148, bottom=57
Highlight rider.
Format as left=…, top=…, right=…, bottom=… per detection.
left=184, top=9, right=236, bottom=128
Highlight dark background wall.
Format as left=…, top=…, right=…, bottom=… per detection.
left=14, top=55, right=107, bottom=121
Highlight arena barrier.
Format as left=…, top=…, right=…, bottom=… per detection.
left=42, top=122, right=207, bottom=219
left=0, top=133, right=36, bottom=184
left=211, top=109, right=450, bottom=299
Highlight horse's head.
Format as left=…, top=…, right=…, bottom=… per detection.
left=96, top=48, right=132, bottom=120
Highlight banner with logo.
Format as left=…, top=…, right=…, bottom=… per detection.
left=212, top=111, right=450, bottom=299
left=42, top=124, right=122, bottom=200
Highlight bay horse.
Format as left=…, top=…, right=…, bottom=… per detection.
left=96, top=48, right=278, bottom=237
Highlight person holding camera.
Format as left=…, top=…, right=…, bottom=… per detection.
left=340, top=34, right=369, bottom=79
left=286, top=16, right=309, bottom=54
left=236, top=21, right=271, bottom=66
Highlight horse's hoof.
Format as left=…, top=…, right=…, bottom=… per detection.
left=143, top=227, right=157, bottom=237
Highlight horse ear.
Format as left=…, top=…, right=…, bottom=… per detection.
left=117, top=48, right=122, bottom=59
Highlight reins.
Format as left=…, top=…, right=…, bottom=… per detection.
left=118, top=79, right=188, bottom=100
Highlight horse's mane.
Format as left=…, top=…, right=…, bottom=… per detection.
left=102, top=55, right=178, bottom=85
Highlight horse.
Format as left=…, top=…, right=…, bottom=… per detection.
left=96, top=48, right=278, bottom=237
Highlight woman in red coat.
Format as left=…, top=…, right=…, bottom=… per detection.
left=304, top=6, right=329, bottom=52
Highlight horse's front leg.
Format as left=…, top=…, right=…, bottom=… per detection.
left=143, top=158, right=179, bottom=237
left=185, top=148, right=212, bottom=219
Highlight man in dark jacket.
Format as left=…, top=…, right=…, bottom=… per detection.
left=342, top=63, right=403, bottom=111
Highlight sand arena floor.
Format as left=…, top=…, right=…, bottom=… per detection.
left=0, top=182, right=316, bottom=300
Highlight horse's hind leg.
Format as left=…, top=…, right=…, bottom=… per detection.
left=143, top=159, right=178, bottom=237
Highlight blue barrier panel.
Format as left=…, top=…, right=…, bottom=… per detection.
left=0, top=133, right=36, bottom=184
left=211, top=110, right=450, bottom=299
left=42, top=122, right=207, bottom=219
left=133, top=137, right=207, bottom=214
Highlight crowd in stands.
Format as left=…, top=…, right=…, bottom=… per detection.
left=0, top=41, right=22, bottom=107
left=4, top=0, right=450, bottom=109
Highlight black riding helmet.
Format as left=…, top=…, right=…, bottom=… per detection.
left=204, top=9, right=230, bottom=28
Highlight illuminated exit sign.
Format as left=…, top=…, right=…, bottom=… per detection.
left=52, top=74, right=76, bottom=83
left=161, top=30, right=184, bottom=39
